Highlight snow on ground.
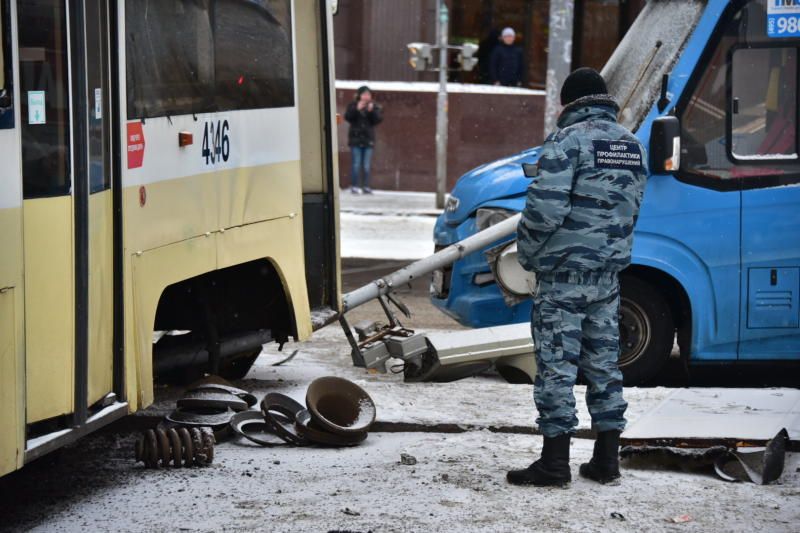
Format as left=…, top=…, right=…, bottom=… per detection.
left=340, top=189, right=441, bottom=217
left=340, top=190, right=439, bottom=260
left=337, top=79, right=546, bottom=96
left=4, top=424, right=798, bottom=532
left=341, top=212, right=435, bottom=260
left=3, top=327, right=799, bottom=532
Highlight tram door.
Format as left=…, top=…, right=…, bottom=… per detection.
left=19, top=0, right=114, bottom=425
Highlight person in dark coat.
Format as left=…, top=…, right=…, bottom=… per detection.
left=477, top=29, right=501, bottom=84
left=344, top=85, right=383, bottom=194
left=490, top=27, right=523, bottom=87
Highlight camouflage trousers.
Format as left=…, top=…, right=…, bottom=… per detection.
left=531, top=271, right=627, bottom=438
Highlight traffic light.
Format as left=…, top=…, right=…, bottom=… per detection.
left=407, top=42, right=433, bottom=71
left=458, top=43, right=479, bottom=72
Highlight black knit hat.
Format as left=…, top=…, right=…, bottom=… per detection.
left=356, top=85, right=372, bottom=98
left=560, top=68, right=607, bottom=106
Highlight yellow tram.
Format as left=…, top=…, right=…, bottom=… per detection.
left=0, top=0, right=340, bottom=477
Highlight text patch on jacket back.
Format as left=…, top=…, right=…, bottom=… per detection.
left=592, top=140, right=643, bottom=171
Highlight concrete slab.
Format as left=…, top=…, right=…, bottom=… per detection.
left=622, top=388, right=800, bottom=445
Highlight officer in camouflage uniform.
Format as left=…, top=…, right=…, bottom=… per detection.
left=507, top=68, right=647, bottom=487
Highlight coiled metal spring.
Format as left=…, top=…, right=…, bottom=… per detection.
left=134, top=427, right=215, bottom=468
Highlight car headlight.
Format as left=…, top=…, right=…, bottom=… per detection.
left=494, top=242, right=536, bottom=296
left=475, top=207, right=515, bottom=231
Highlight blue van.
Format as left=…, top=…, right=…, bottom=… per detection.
left=431, top=0, right=800, bottom=384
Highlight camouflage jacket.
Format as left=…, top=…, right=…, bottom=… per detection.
left=517, top=95, right=647, bottom=274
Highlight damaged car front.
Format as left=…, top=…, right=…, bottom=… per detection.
left=431, top=148, right=538, bottom=327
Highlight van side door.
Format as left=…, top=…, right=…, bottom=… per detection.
left=732, top=43, right=800, bottom=360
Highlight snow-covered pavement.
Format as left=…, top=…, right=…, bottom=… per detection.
left=340, top=190, right=438, bottom=260
left=3, top=327, right=798, bottom=533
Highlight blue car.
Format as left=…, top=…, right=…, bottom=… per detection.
left=431, top=0, right=800, bottom=385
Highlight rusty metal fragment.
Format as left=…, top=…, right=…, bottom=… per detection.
left=134, top=427, right=215, bottom=468
left=306, top=376, right=376, bottom=435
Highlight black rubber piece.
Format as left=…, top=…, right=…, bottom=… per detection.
left=260, top=393, right=309, bottom=446
left=229, top=411, right=287, bottom=447
left=295, top=409, right=367, bottom=447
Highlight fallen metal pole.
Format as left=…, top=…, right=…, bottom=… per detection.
left=342, top=213, right=521, bottom=312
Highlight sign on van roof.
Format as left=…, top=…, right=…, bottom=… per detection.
left=768, top=0, right=800, bottom=38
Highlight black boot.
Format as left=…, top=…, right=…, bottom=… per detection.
left=579, top=430, right=621, bottom=484
left=507, top=434, right=571, bottom=487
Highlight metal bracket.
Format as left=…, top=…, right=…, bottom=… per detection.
left=339, top=313, right=365, bottom=368
left=338, top=290, right=421, bottom=372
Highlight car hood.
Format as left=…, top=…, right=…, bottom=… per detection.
left=444, top=147, right=540, bottom=225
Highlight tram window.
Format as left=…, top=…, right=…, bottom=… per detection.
left=126, top=0, right=294, bottom=119
left=18, top=0, right=71, bottom=198
left=214, top=0, right=294, bottom=111
left=0, top=0, right=14, bottom=130
left=731, top=47, right=797, bottom=161
left=125, top=0, right=215, bottom=119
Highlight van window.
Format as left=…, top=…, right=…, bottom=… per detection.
left=678, top=0, right=800, bottom=189
left=731, top=47, right=797, bottom=161
left=125, top=0, right=294, bottom=119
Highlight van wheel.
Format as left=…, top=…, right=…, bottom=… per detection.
left=618, top=277, right=674, bottom=385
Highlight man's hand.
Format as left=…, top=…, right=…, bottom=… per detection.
left=357, top=100, right=367, bottom=111
left=367, top=102, right=374, bottom=112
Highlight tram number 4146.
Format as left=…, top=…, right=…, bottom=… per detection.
left=202, top=119, right=230, bottom=165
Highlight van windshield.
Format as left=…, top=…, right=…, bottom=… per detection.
left=602, top=0, right=707, bottom=130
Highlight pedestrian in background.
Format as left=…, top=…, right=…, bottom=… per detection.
left=345, top=85, right=383, bottom=194
left=490, top=27, right=523, bottom=87
left=477, top=28, right=501, bottom=84
left=508, top=68, right=648, bottom=487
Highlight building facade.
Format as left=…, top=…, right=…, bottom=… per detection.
left=334, top=0, right=645, bottom=192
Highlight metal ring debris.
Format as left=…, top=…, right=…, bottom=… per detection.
left=166, top=407, right=236, bottom=432
left=260, top=393, right=309, bottom=446
left=187, top=384, right=258, bottom=408
left=229, top=411, right=287, bottom=447
left=306, top=376, right=376, bottom=435
left=177, top=388, right=249, bottom=412
left=295, top=409, right=367, bottom=447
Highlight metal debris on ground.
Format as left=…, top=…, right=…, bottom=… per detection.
left=229, top=411, right=287, bottom=447
left=400, top=453, right=418, bottom=466
left=134, top=427, right=215, bottom=468
left=135, top=375, right=377, bottom=470
left=621, top=428, right=790, bottom=485
left=621, top=387, right=798, bottom=484
left=271, top=349, right=300, bottom=366
left=610, top=512, right=626, bottom=521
